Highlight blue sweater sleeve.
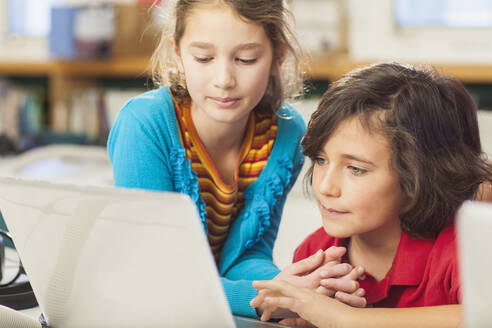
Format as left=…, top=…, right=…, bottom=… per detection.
left=107, top=97, right=174, bottom=191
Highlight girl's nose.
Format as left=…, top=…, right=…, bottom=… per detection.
left=214, top=62, right=236, bottom=89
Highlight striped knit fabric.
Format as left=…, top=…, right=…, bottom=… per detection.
left=174, top=100, right=277, bottom=264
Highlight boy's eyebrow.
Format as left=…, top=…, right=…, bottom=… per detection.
left=188, top=42, right=263, bottom=51
left=341, top=154, right=376, bottom=166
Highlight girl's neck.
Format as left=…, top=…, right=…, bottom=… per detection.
left=190, top=103, right=250, bottom=154
left=348, top=220, right=402, bottom=282
left=189, top=101, right=251, bottom=185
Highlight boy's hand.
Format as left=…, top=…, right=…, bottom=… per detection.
left=253, top=280, right=356, bottom=328
left=317, top=265, right=367, bottom=308
left=251, top=246, right=351, bottom=321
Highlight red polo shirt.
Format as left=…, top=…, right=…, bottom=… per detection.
left=293, top=226, right=461, bottom=307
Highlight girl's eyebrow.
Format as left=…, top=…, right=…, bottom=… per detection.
left=188, top=42, right=263, bottom=51
left=341, top=153, right=376, bottom=167
left=236, top=43, right=263, bottom=50
left=189, top=42, right=214, bottom=49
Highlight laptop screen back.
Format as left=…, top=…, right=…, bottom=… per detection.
left=457, top=200, right=492, bottom=327
left=0, top=177, right=235, bottom=328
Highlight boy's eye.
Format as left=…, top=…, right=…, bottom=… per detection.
left=348, top=165, right=367, bottom=175
left=194, top=56, right=213, bottom=63
left=314, top=157, right=328, bottom=165
left=236, top=58, right=257, bottom=64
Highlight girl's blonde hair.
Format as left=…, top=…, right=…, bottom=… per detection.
left=151, top=0, right=306, bottom=114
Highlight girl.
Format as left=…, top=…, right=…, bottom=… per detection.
left=251, top=62, right=492, bottom=327
left=108, top=0, right=361, bottom=317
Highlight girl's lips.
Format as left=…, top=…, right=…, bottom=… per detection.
left=209, top=97, right=240, bottom=108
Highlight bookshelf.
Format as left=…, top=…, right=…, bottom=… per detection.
left=2, top=53, right=492, bottom=143
left=0, top=55, right=151, bottom=130
left=0, top=55, right=152, bottom=153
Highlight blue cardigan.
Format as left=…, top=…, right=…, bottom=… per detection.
left=107, top=87, right=305, bottom=317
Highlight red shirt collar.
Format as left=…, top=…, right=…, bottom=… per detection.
left=333, top=232, right=434, bottom=284
left=333, top=232, right=435, bottom=304
left=389, top=233, right=434, bottom=285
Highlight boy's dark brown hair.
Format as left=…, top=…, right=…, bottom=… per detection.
left=302, top=62, right=492, bottom=238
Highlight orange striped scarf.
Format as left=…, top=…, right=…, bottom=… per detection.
left=175, top=101, right=277, bottom=263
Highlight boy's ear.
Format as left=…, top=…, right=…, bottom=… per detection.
left=171, top=38, right=184, bottom=73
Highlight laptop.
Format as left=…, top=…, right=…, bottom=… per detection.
left=457, top=200, right=492, bottom=328
left=0, top=176, right=284, bottom=327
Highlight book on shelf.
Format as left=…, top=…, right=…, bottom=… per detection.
left=0, top=81, right=45, bottom=141
left=52, top=87, right=143, bottom=142
left=0, top=79, right=144, bottom=151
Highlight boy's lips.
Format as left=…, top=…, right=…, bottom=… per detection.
left=319, top=203, right=350, bottom=215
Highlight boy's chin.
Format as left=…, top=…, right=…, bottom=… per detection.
left=322, top=224, right=353, bottom=239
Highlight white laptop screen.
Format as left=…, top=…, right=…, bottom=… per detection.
left=0, top=177, right=235, bottom=328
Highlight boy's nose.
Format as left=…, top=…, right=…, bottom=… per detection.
left=318, top=169, right=341, bottom=198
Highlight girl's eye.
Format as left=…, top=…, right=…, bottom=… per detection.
left=314, top=157, right=328, bottom=165
left=348, top=165, right=367, bottom=176
left=236, top=58, right=257, bottom=64
left=194, top=56, right=213, bottom=63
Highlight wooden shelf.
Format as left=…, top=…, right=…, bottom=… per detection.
left=3, top=54, right=492, bottom=83
left=51, top=56, right=151, bottom=77
left=0, top=60, right=52, bottom=76
left=308, top=53, right=492, bottom=83
left=0, top=55, right=151, bottom=78
left=433, top=64, right=492, bottom=84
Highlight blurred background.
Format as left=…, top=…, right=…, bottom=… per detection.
left=0, top=0, right=492, bottom=267
left=0, top=0, right=492, bottom=154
